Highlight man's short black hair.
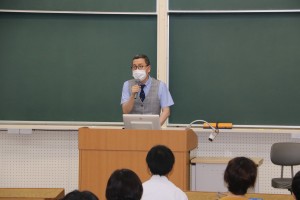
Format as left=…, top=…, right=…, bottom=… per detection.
left=61, top=190, right=98, bottom=200
left=224, top=157, right=257, bottom=195
left=146, top=145, right=175, bottom=176
left=106, top=168, right=143, bottom=200
left=132, top=54, right=150, bottom=66
left=292, top=171, right=300, bottom=200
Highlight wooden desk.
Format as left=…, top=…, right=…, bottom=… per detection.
left=0, top=188, right=64, bottom=200
left=186, top=191, right=293, bottom=200
left=190, top=157, right=263, bottom=192
left=191, top=157, right=263, bottom=166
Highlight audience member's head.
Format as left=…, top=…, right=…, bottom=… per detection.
left=224, top=157, right=257, bottom=196
left=292, top=171, right=300, bottom=200
left=146, top=145, right=175, bottom=176
left=106, top=168, right=143, bottom=200
left=61, top=190, right=98, bottom=200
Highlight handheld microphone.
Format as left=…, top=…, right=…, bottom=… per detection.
left=134, top=79, right=140, bottom=99
left=134, top=91, right=138, bottom=99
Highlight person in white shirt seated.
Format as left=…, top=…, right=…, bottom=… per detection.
left=141, top=145, right=188, bottom=200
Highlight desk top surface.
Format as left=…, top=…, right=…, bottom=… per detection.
left=186, top=191, right=293, bottom=200
left=0, top=188, right=64, bottom=198
left=191, top=157, right=264, bottom=166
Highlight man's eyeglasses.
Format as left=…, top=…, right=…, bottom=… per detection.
left=131, top=65, right=148, bottom=70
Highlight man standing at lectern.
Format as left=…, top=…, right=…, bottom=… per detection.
left=121, top=54, right=174, bottom=125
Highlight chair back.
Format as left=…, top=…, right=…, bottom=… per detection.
left=270, top=142, right=300, bottom=166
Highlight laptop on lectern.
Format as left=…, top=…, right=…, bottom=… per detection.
left=123, top=114, right=161, bottom=130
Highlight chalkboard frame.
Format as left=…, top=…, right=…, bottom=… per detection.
left=168, top=12, right=300, bottom=127
left=0, top=0, right=156, bottom=13
left=0, top=12, right=157, bottom=124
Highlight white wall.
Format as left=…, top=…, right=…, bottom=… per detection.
left=193, top=130, right=300, bottom=194
left=0, top=130, right=78, bottom=192
left=1, top=129, right=300, bottom=195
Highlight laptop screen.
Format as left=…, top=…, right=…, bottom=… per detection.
left=123, top=114, right=161, bottom=130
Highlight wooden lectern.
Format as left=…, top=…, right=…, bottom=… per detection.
left=78, top=128, right=198, bottom=200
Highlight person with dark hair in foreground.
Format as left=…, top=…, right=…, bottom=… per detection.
left=106, top=168, right=143, bottom=200
left=141, top=145, right=188, bottom=200
left=220, top=157, right=257, bottom=200
left=292, top=171, right=300, bottom=200
left=61, top=190, right=98, bottom=200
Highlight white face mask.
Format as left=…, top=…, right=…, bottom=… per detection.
left=132, top=69, right=147, bottom=82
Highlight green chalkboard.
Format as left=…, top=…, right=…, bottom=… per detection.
left=169, top=13, right=300, bottom=126
left=169, top=0, right=300, bottom=10
left=0, top=12, right=157, bottom=122
left=0, top=0, right=156, bottom=12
